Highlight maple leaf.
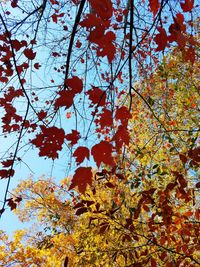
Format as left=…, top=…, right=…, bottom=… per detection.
left=6, top=198, right=17, bottom=210
left=31, top=126, right=65, bottom=159
left=73, top=146, right=90, bottom=165
left=2, top=159, right=13, bottom=168
left=34, top=63, right=41, bottom=69
left=97, top=42, right=116, bottom=64
left=89, top=30, right=116, bottom=63
left=89, top=0, right=113, bottom=20
left=149, top=0, right=160, bottom=17
left=115, top=106, right=132, bottom=126
left=12, top=39, right=23, bottom=51
left=37, top=110, right=47, bottom=120
left=168, top=14, right=186, bottom=48
left=65, top=130, right=80, bottom=145
left=54, top=90, right=75, bottom=110
left=0, top=169, right=15, bottom=179
left=154, top=27, right=168, bottom=51
left=24, top=48, right=36, bottom=60
left=75, top=207, right=88, bottom=215
left=98, top=108, right=113, bottom=128
left=91, top=141, right=115, bottom=167
left=55, top=76, right=83, bottom=110
left=180, top=0, right=194, bottom=12
left=112, top=125, right=130, bottom=148
left=69, top=167, right=92, bottom=194
left=6, top=196, right=22, bottom=211
left=86, top=87, right=106, bottom=106
left=80, top=14, right=103, bottom=29
left=183, top=46, right=195, bottom=63
left=188, top=146, right=200, bottom=162
left=179, top=154, right=187, bottom=164
left=65, top=76, right=83, bottom=94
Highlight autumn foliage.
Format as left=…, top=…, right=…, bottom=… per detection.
left=0, top=0, right=199, bottom=266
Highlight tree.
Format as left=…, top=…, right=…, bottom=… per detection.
left=0, top=39, right=200, bottom=266
left=0, top=0, right=199, bottom=265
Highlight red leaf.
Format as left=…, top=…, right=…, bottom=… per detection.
left=37, top=110, right=47, bottom=120
left=183, top=46, right=195, bottom=63
left=149, top=0, right=160, bottom=16
left=179, top=154, right=187, bottom=164
left=75, top=207, right=88, bottom=215
left=173, top=172, right=187, bottom=188
left=7, top=198, right=17, bottom=210
left=86, top=87, right=106, bottom=106
left=65, top=130, right=80, bottom=145
left=188, top=147, right=200, bottom=162
left=97, top=42, right=116, bottom=64
left=151, top=258, right=157, bottom=267
left=196, top=182, right=200, bottom=188
left=6, top=197, right=22, bottom=211
left=168, top=14, right=186, bottom=48
left=112, top=125, right=130, bottom=148
left=31, top=126, right=65, bottom=159
left=154, top=27, right=168, bottom=51
left=65, top=76, right=83, bottom=94
left=24, top=48, right=36, bottom=60
left=12, top=39, right=23, bottom=51
left=97, top=108, right=113, bottom=128
left=115, top=106, right=132, bottom=126
left=11, top=0, right=18, bottom=8
left=0, top=77, right=8, bottom=83
left=73, top=146, right=90, bottom=165
left=180, top=0, right=194, bottom=12
left=0, top=169, right=15, bottom=179
left=80, top=14, right=103, bottom=29
left=69, top=167, right=93, bottom=194
left=54, top=90, right=75, bottom=110
left=2, top=159, right=13, bottom=168
left=91, top=141, right=114, bottom=167
left=89, top=31, right=116, bottom=63
left=105, top=182, right=115, bottom=188
left=89, top=0, right=113, bottom=20
left=52, top=13, right=65, bottom=23
left=34, top=63, right=41, bottom=69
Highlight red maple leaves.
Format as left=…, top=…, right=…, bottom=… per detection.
left=86, top=87, right=106, bottom=107
left=69, top=167, right=92, bottom=194
left=91, top=141, right=115, bottom=167
left=89, top=0, right=113, bottom=20
left=31, top=126, right=65, bottom=159
left=73, top=147, right=90, bottom=165
left=149, top=0, right=160, bottom=17
left=66, top=130, right=80, bottom=146
left=80, top=0, right=115, bottom=63
left=180, top=0, right=194, bottom=12
left=24, top=48, right=36, bottom=60
left=154, top=27, right=168, bottom=51
left=55, top=76, right=83, bottom=110
left=115, top=106, right=132, bottom=126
